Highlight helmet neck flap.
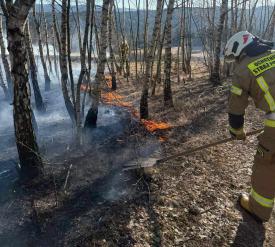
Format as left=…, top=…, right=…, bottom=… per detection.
left=243, top=37, right=274, bottom=57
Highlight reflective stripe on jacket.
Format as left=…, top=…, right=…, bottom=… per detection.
left=229, top=50, right=275, bottom=118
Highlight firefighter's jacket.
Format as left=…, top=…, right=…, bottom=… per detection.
left=229, top=50, right=275, bottom=132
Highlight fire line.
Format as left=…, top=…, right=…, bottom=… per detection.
left=81, top=75, right=171, bottom=137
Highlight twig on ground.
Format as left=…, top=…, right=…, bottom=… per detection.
left=63, top=164, right=73, bottom=192
left=200, top=205, right=218, bottom=215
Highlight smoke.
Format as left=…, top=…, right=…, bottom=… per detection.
left=0, top=98, right=13, bottom=130
left=0, top=57, right=162, bottom=206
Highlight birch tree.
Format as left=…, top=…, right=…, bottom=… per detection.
left=25, top=20, right=46, bottom=113
left=163, top=0, right=175, bottom=107
left=210, top=0, right=228, bottom=85
left=266, top=5, right=275, bottom=40
left=140, top=0, right=164, bottom=119
left=59, top=0, right=76, bottom=125
left=108, top=0, right=117, bottom=90
left=33, top=5, right=52, bottom=91
left=40, top=0, right=53, bottom=74
left=0, top=16, right=12, bottom=99
left=85, top=0, right=110, bottom=128
left=1, top=0, right=43, bottom=180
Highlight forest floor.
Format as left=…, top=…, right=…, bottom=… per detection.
left=109, top=61, right=275, bottom=247
left=0, top=58, right=275, bottom=247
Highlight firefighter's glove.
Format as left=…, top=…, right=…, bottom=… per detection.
left=229, top=127, right=246, bottom=140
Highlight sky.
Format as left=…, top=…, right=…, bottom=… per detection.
left=44, top=0, right=275, bottom=10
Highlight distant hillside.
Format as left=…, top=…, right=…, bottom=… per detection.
left=33, top=4, right=274, bottom=49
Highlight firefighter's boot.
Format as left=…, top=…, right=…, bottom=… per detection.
left=240, top=193, right=252, bottom=213
left=239, top=193, right=263, bottom=223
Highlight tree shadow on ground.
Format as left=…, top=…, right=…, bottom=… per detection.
left=232, top=204, right=265, bottom=247
left=167, top=97, right=227, bottom=145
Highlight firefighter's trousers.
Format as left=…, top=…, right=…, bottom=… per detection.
left=249, top=115, right=275, bottom=221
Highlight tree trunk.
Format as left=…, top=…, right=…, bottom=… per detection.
left=108, top=1, right=117, bottom=90
left=142, top=0, right=149, bottom=76
left=248, top=0, right=259, bottom=32
left=135, top=0, right=141, bottom=79
left=238, top=0, right=246, bottom=31
left=40, top=0, right=53, bottom=74
left=180, top=0, right=186, bottom=74
left=67, top=0, right=77, bottom=123
left=184, top=0, right=193, bottom=79
left=85, top=0, right=110, bottom=128
left=25, top=21, right=46, bottom=113
left=33, top=7, right=52, bottom=92
left=163, top=0, right=175, bottom=107
left=209, top=0, right=228, bottom=85
left=75, top=0, right=91, bottom=133
left=0, top=16, right=12, bottom=99
left=266, top=5, right=275, bottom=40
left=51, top=0, right=61, bottom=80
left=140, top=0, right=163, bottom=119
left=152, top=31, right=165, bottom=96
left=60, top=0, right=76, bottom=125
left=5, top=0, right=43, bottom=180
left=82, top=0, right=95, bottom=121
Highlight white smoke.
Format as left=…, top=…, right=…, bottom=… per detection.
left=0, top=99, right=13, bottom=131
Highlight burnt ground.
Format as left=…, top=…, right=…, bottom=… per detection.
left=0, top=83, right=161, bottom=246
left=0, top=59, right=275, bottom=246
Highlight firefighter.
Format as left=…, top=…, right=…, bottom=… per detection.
left=120, top=38, right=130, bottom=77
left=224, top=31, right=275, bottom=222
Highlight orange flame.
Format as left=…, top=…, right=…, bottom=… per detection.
left=101, top=87, right=171, bottom=136
left=101, top=92, right=132, bottom=107
left=81, top=74, right=170, bottom=138
left=141, top=119, right=171, bottom=132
